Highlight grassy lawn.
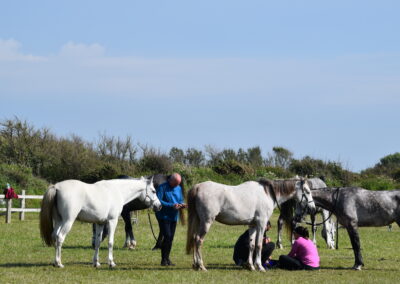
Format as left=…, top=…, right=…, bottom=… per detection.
left=0, top=212, right=399, bottom=284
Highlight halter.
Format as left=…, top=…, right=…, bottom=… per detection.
left=301, top=187, right=340, bottom=226
left=143, top=181, right=157, bottom=206
left=295, top=182, right=315, bottom=218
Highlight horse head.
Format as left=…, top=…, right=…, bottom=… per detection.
left=294, top=178, right=316, bottom=219
left=143, top=177, right=162, bottom=211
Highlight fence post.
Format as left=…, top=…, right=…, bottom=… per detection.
left=20, top=190, right=26, bottom=221
left=6, top=199, right=12, bottom=224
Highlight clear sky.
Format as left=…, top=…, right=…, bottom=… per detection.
left=1, top=1, right=399, bottom=172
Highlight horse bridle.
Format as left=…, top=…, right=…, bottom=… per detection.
left=143, top=181, right=157, bottom=206
left=295, top=181, right=315, bottom=218
left=302, top=187, right=340, bottom=226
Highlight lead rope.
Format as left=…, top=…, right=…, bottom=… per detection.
left=303, top=187, right=340, bottom=226
left=147, top=210, right=158, bottom=242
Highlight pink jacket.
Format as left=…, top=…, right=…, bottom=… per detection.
left=288, top=237, right=320, bottom=267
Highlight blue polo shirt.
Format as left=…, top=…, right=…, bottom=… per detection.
left=155, top=182, right=183, bottom=222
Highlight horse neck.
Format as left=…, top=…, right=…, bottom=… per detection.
left=311, top=189, right=336, bottom=212
left=117, top=180, right=146, bottom=204
left=274, top=190, right=296, bottom=206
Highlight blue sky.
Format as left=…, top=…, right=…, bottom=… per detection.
left=1, top=1, right=399, bottom=172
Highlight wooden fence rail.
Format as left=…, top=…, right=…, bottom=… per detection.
left=0, top=190, right=42, bottom=223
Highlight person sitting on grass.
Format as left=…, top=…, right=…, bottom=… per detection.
left=233, top=221, right=275, bottom=268
left=278, top=226, right=320, bottom=270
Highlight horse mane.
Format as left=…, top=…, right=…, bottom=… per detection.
left=258, top=178, right=296, bottom=236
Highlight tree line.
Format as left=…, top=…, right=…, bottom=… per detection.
left=1, top=117, right=399, bottom=191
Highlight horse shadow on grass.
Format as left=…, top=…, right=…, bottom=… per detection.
left=0, top=262, right=50, bottom=268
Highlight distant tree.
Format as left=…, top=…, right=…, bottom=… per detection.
left=266, top=146, right=293, bottom=169
left=237, top=148, right=248, bottom=163
left=221, top=149, right=238, bottom=161
left=247, top=146, right=263, bottom=167
left=185, top=148, right=205, bottom=167
left=362, top=152, right=400, bottom=180
left=169, top=147, right=185, bottom=164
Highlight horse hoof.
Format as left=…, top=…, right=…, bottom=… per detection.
left=109, top=262, right=116, bottom=268
left=128, top=244, right=136, bottom=250
left=244, top=263, right=255, bottom=271
left=94, top=262, right=101, bottom=268
left=352, top=265, right=362, bottom=271
left=53, top=262, right=64, bottom=268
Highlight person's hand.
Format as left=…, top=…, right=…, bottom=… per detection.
left=173, top=203, right=181, bottom=210
left=180, top=203, right=188, bottom=209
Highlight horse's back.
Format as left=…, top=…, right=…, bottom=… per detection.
left=193, top=181, right=271, bottom=225
left=341, top=187, right=400, bottom=226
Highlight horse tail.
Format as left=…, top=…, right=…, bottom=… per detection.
left=186, top=184, right=200, bottom=254
left=39, top=184, right=57, bottom=246
left=280, top=199, right=296, bottom=237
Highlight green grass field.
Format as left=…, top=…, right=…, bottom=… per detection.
left=0, top=212, right=399, bottom=284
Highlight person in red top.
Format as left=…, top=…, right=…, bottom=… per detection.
left=278, top=226, right=320, bottom=270
left=3, top=183, right=18, bottom=199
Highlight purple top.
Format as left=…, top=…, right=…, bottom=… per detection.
left=288, top=237, right=320, bottom=267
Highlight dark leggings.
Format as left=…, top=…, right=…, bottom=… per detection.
left=233, top=242, right=276, bottom=266
left=278, top=255, right=319, bottom=270
left=158, top=219, right=177, bottom=261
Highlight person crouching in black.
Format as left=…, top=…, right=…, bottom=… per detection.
left=233, top=221, right=275, bottom=268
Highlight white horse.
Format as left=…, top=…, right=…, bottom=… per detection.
left=186, top=178, right=316, bottom=272
left=40, top=177, right=161, bottom=268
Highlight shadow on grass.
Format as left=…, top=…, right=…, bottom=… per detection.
left=62, top=245, right=108, bottom=250
left=319, top=266, right=399, bottom=272
left=0, top=263, right=49, bottom=268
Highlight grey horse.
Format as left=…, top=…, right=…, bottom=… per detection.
left=311, top=186, right=400, bottom=270
left=186, top=179, right=316, bottom=271
left=276, top=177, right=336, bottom=249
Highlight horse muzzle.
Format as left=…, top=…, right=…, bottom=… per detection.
left=152, top=201, right=162, bottom=212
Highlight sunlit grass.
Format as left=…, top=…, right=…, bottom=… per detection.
left=0, top=212, right=399, bottom=283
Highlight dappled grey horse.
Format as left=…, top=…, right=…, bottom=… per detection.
left=186, top=178, right=316, bottom=271
left=311, top=187, right=400, bottom=270
left=276, top=177, right=336, bottom=249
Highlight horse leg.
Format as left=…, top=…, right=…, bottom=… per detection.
left=193, top=220, right=212, bottom=271
left=311, top=213, right=317, bottom=245
left=346, top=224, right=364, bottom=270
left=53, top=219, right=74, bottom=268
left=322, top=210, right=335, bottom=249
left=121, top=208, right=135, bottom=249
left=253, top=225, right=266, bottom=272
left=107, top=218, right=119, bottom=268
left=93, top=224, right=104, bottom=268
left=245, top=227, right=257, bottom=271
left=276, top=215, right=284, bottom=249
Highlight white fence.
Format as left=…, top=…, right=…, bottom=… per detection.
left=0, top=190, right=42, bottom=223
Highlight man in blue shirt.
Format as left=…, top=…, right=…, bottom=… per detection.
left=156, top=173, right=186, bottom=266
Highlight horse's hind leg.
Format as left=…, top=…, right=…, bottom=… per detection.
left=53, top=219, right=74, bottom=268
left=311, top=213, right=317, bottom=245
left=246, top=227, right=257, bottom=271
left=193, top=220, right=212, bottom=271
left=121, top=208, right=135, bottom=249
left=276, top=215, right=284, bottom=249
left=346, top=224, right=364, bottom=270
left=93, top=224, right=105, bottom=268
left=106, top=218, right=119, bottom=268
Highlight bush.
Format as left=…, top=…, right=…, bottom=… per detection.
left=358, top=175, right=397, bottom=191
left=138, top=154, right=173, bottom=174
left=212, top=160, right=252, bottom=177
